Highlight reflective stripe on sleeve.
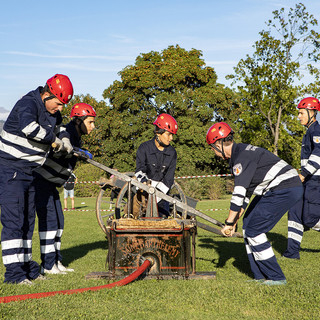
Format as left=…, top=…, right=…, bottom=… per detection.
left=22, top=121, right=47, bottom=141
left=304, top=163, right=317, bottom=175
left=231, top=194, right=244, bottom=207
left=233, top=186, right=246, bottom=196
left=156, top=181, right=169, bottom=194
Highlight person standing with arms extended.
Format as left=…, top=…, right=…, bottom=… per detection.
left=34, top=103, right=96, bottom=275
left=134, top=114, right=178, bottom=218
left=206, top=122, right=303, bottom=285
left=0, top=74, right=73, bottom=284
left=283, top=97, right=320, bottom=259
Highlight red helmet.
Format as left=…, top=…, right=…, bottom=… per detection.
left=70, top=103, right=96, bottom=118
left=153, top=113, right=178, bottom=134
left=46, top=74, right=73, bottom=104
left=298, top=97, right=320, bottom=110
left=206, top=122, right=233, bottom=145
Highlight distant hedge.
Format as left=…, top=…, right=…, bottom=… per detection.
left=72, top=162, right=231, bottom=200
left=73, top=162, right=109, bottom=197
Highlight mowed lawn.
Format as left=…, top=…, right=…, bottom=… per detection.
left=0, top=195, right=320, bottom=320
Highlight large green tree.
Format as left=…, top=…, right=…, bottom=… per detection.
left=100, top=45, right=239, bottom=174
left=227, top=3, right=320, bottom=167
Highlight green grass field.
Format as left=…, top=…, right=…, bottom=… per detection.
left=1, top=196, right=320, bottom=320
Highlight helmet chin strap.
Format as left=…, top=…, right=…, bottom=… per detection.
left=74, top=118, right=86, bottom=136
left=305, top=110, right=316, bottom=128
left=155, top=135, right=168, bottom=147
left=211, top=141, right=227, bottom=159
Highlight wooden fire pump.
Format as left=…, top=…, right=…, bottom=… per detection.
left=81, top=156, right=241, bottom=281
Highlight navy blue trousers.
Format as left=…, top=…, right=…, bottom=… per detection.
left=284, top=180, right=320, bottom=258
left=34, top=177, right=64, bottom=270
left=243, top=186, right=303, bottom=281
left=0, top=166, right=39, bottom=283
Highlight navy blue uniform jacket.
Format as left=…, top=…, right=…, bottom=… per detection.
left=135, top=138, right=177, bottom=194
left=229, top=143, right=302, bottom=212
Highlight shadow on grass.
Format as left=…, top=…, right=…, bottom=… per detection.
left=70, top=205, right=89, bottom=210
left=266, top=232, right=288, bottom=255
left=299, top=230, right=320, bottom=252
left=62, top=206, right=89, bottom=212
left=198, top=231, right=289, bottom=276
left=61, top=239, right=108, bottom=265
left=300, top=247, right=320, bottom=253
left=197, top=236, right=250, bottom=275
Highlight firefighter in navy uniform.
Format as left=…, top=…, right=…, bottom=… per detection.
left=0, top=74, right=73, bottom=284
left=283, top=97, right=320, bottom=259
left=33, top=103, right=96, bottom=275
left=134, top=114, right=178, bottom=218
left=206, top=122, right=303, bottom=285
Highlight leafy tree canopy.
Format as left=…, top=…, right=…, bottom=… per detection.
left=227, top=3, right=320, bottom=167
left=100, top=45, right=239, bottom=175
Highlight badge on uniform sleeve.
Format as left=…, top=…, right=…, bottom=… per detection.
left=313, top=136, right=320, bottom=144
left=233, top=163, right=242, bottom=176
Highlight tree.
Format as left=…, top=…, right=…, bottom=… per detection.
left=101, top=45, right=239, bottom=174
left=227, top=3, right=320, bottom=166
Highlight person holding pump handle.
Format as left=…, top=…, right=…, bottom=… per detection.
left=206, top=122, right=303, bottom=285
left=0, top=74, right=73, bottom=285
left=133, top=114, right=178, bottom=218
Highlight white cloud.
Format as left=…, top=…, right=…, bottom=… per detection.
left=0, top=61, right=123, bottom=73
left=109, top=34, right=135, bottom=44
left=4, top=51, right=134, bottom=61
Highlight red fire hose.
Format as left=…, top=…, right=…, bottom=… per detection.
left=0, top=259, right=151, bottom=304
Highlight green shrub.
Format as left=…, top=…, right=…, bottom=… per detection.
left=74, top=162, right=108, bottom=197
left=207, top=177, right=227, bottom=200
left=177, top=177, right=228, bottom=200
left=72, top=161, right=231, bottom=200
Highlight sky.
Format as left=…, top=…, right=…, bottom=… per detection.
left=1, top=0, right=320, bottom=120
